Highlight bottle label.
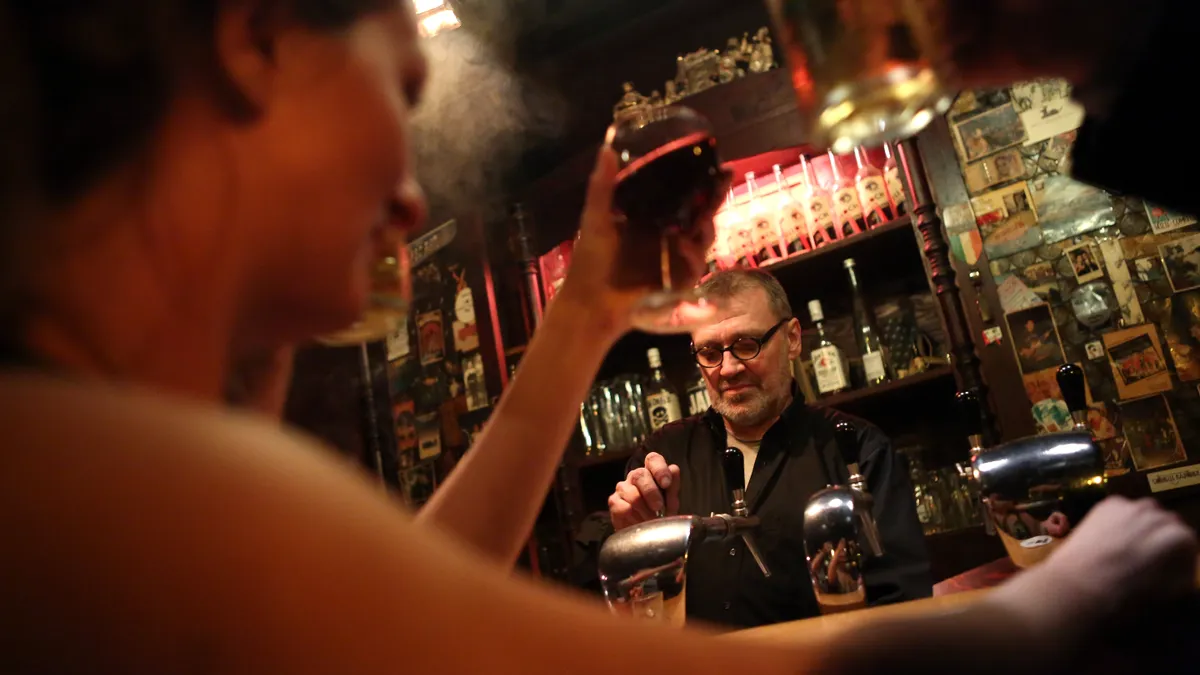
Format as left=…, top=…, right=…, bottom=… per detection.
left=885, top=167, right=906, bottom=208
left=687, top=386, right=710, bottom=416
left=646, top=391, right=682, bottom=430
left=778, top=204, right=807, bottom=247
left=811, top=345, right=848, bottom=394
left=857, top=178, right=890, bottom=220
left=805, top=195, right=835, bottom=240
left=751, top=216, right=781, bottom=260
left=863, top=350, right=887, bottom=383
left=734, top=225, right=757, bottom=259
left=832, top=187, right=864, bottom=235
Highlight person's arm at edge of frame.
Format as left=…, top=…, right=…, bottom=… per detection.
left=859, top=425, right=934, bottom=605
left=414, top=147, right=639, bottom=565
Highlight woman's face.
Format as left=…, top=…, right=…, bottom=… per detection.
left=219, top=2, right=428, bottom=342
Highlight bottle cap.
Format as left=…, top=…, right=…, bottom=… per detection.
left=647, top=347, right=663, bottom=369
left=807, top=299, right=824, bottom=323
left=843, top=258, right=857, bottom=269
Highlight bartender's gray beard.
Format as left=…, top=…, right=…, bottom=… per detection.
left=712, top=386, right=781, bottom=428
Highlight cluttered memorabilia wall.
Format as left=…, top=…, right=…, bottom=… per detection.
left=937, top=81, right=1200, bottom=496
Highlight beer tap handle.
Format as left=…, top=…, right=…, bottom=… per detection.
left=742, top=532, right=772, bottom=578
left=723, top=446, right=747, bottom=513
left=833, top=420, right=860, bottom=476
left=956, top=390, right=985, bottom=455
left=1056, top=364, right=1090, bottom=432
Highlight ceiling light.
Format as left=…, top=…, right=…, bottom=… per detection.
left=416, top=1, right=461, bottom=38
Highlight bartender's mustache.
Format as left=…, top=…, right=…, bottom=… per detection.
left=718, top=374, right=760, bottom=393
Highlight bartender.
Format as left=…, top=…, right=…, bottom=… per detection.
left=609, top=269, right=931, bottom=629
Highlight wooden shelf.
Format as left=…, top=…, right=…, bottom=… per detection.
left=758, top=216, right=913, bottom=277
left=817, top=365, right=956, bottom=410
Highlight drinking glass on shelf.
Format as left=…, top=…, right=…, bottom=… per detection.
left=608, top=105, right=733, bottom=334
left=579, top=389, right=608, bottom=456
left=763, top=0, right=954, bottom=153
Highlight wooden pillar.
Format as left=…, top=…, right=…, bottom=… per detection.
left=897, top=139, right=998, bottom=446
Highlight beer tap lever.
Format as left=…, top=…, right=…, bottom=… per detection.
left=834, top=421, right=883, bottom=556
left=1056, top=364, right=1089, bottom=433
left=723, top=447, right=770, bottom=578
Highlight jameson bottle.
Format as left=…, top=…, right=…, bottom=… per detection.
left=644, top=348, right=683, bottom=431
left=799, top=154, right=838, bottom=248
left=807, top=299, right=849, bottom=396
left=773, top=163, right=810, bottom=255
left=685, top=364, right=711, bottom=416
left=745, top=172, right=786, bottom=265
left=844, top=258, right=890, bottom=387
left=883, top=142, right=908, bottom=217
left=854, top=147, right=894, bottom=227
left=827, top=151, right=867, bottom=239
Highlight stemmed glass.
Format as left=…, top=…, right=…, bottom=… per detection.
left=608, top=106, right=731, bottom=334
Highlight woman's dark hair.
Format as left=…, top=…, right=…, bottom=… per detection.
left=6, top=0, right=393, bottom=205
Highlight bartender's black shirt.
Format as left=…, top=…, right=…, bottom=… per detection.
left=625, top=396, right=932, bottom=630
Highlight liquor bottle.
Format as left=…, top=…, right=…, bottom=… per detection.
left=844, top=258, right=891, bottom=388
left=883, top=142, right=908, bottom=217
left=907, top=453, right=944, bottom=535
left=724, top=187, right=757, bottom=268
left=854, top=147, right=894, bottom=227
left=799, top=155, right=838, bottom=248
left=807, top=299, right=849, bottom=396
left=684, top=365, right=711, bottom=416
left=644, top=348, right=683, bottom=431
left=827, top=151, right=868, bottom=239
left=773, top=164, right=810, bottom=255
left=744, top=172, right=786, bottom=266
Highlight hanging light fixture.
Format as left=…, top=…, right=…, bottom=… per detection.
left=415, top=0, right=461, bottom=38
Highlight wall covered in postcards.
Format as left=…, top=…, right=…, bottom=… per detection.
left=384, top=248, right=495, bottom=508
left=944, top=81, right=1200, bottom=492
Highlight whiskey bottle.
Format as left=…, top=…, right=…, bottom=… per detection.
left=773, top=163, right=810, bottom=255
left=724, top=187, right=757, bottom=269
left=684, top=365, right=711, bottom=416
left=644, top=348, right=683, bottom=431
left=799, top=155, right=838, bottom=248
left=745, top=172, right=786, bottom=266
left=854, top=147, right=894, bottom=227
left=827, top=151, right=867, bottom=239
left=883, top=142, right=908, bottom=217
left=844, top=258, right=890, bottom=388
left=807, top=299, right=849, bottom=396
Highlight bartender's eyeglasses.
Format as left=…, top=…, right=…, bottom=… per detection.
left=692, top=317, right=791, bottom=369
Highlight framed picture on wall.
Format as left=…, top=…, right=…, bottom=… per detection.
left=1119, top=396, right=1187, bottom=472
left=1102, top=324, right=1172, bottom=400
left=1005, top=303, right=1065, bottom=374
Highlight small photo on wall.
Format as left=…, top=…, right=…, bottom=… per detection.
left=963, top=148, right=1025, bottom=194
left=972, top=181, right=1043, bottom=259
left=1102, top=324, right=1172, bottom=400
left=1159, top=232, right=1200, bottom=293
left=953, top=103, right=1028, bottom=163
left=1100, top=437, right=1132, bottom=478
left=1021, top=261, right=1057, bottom=286
left=1119, top=395, right=1187, bottom=472
left=399, top=461, right=438, bottom=508
left=1162, top=290, right=1200, bottom=382
left=1145, top=202, right=1197, bottom=235
left=1005, top=303, right=1065, bottom=374
left=1065, top=243, right=1104, bottom=283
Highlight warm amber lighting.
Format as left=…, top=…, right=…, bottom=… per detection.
left=417, top=1, right=461, bottom=38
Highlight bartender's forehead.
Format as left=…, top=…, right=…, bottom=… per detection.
left=691, top=289, right=778, bottom=344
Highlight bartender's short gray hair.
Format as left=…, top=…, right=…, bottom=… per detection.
left=698, top=269, right=792, bottom=320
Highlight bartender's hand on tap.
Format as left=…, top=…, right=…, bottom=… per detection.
left=608, top=452, right=682, bottom=531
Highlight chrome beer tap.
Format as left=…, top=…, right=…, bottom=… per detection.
left=955, top=389, right=994, bottom=535
left=956, top=366, right=1107, bottom=566
left=802, top=420, right=884, bottom=613
left=597, top=448, right=770, bottom=616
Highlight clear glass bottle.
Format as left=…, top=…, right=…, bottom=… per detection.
left=854, top=146, right=893, bottom=227
left=807, top=299, right=849, bottom=396
left=800, top=155, right=837, bottom=248
left=844, top=258, right=891, bottom=388
left=883, top=142, right=908, bottom=217
left=724, top=187, right=757, bottom=269
left=773, top=163, right=809, bottom=255
left=745, top=172, right=786, bottom=265
left=644, top=348, right=683, bottom=430
left=684, top=365, right=711, bottom=416
left=827, top=150, right=867, bottom=239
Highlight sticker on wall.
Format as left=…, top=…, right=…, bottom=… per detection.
left=1084, top=340, right=1106, bottom=361
left=453, top=320, right=479, bottom=353
left=386, top=316, right=411, bottom=362
left=463, top=353, right=490, bottom=412
left=1145, top=202, right=1197, bottom=236
left=1010, top=79, right=1085, bottom=145
left=416, top=413, right=443, bottom=460
left=1065, top=243, right=1104, bottom=284
left=983, top=325, right=1004, bottom=346
left=996, top=275, right=1043, bottom=314
left=971, top=182, right=1043, bottom=259
left=1147, top=464, right=1200, bottom=494
left=417, top=310, right=446, bottom=366
left=1162, top=290, right=1200, bottom=381
left=1159, top=232, right=1200, bottom=293
left=1030, top=175, right=1116, bottom=245
left=952, top=103, right=1028, bottom=163
left=393, top=399, right=418, bottom=453
left=1102, top=324, right=1172, bottom=400
left=1120, top=395, right=1187, bottom=472
left=1021, top=261, right=1057, bottom=287
left=1097, top=239, right=1145, bottom=326
left=943, top=202, right=982, bottom=265
left=400, top=461, right=437, bottom=508
left=1005, top=303, right=1065, bottom=374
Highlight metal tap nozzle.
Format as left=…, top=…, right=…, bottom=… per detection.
left=723, top=447, right=771, bottom=577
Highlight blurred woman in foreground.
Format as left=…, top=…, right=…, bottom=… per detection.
left=0, top=2, right=1194, bottom=674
